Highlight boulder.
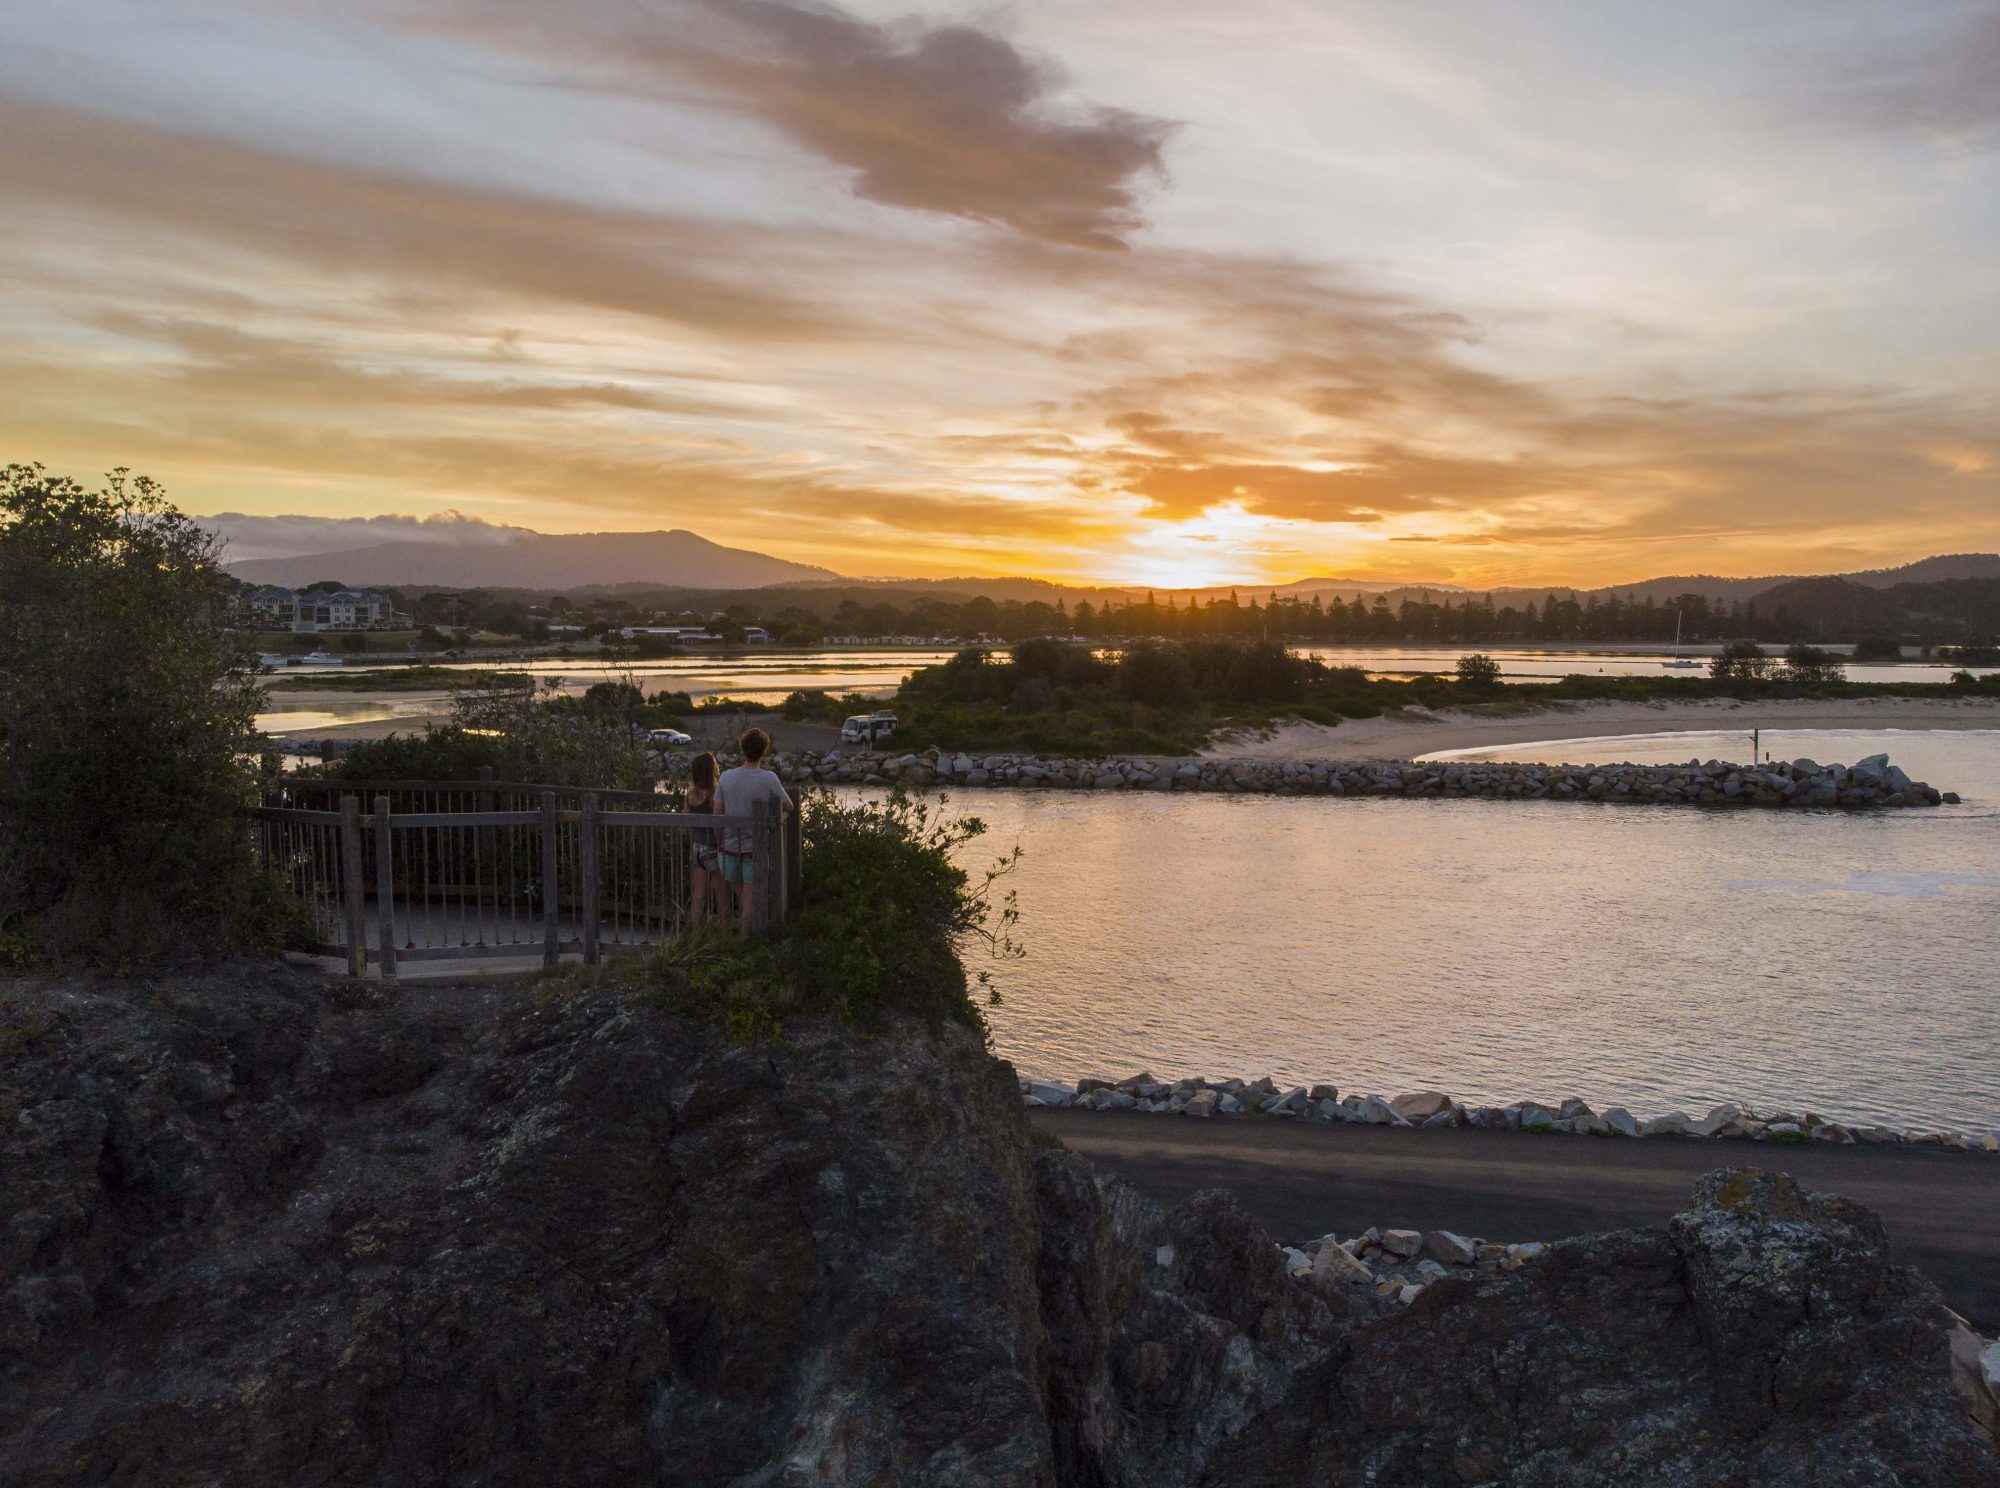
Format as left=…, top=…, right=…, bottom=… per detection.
left=1023, top=1081, right=1074, bottom=1107
left=1641, top=1112, right=1692, bottom=1136
left=1310, top=1239, right=1374, bottom=1288
left=1216, top=1092, right=1247, bottom=1116
left=1182, top=1090, right=1220, bottom=1118
left=1379, top=1228, right=1423, bottom=1260
left=1357, top=1095, right=1412, bottom=1127
left=1604, top=1107, right=1640, bottom=1138
left=1389, top=1090, right=1452, bottom=1121
left=1421, top=1230, right=1478, bottom=1266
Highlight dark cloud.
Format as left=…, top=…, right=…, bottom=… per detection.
left=1791, top=9, right=2000, bottom=150
left=387, top=0, right=1175, bottom=249
left=684, top=0, right=1174, bottom=249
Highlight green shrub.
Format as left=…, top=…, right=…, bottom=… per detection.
left=0, top=464, right=301, bottom=962
left=1455, top=653, right=1502, bottom=689
left=603, top=790, right=1021, bottom=1038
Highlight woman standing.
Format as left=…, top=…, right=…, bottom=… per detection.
left=686, top=752, right=723, bottom=925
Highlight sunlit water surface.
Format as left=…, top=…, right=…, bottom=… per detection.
left=876, top=729, right=2000, bottom=1133
left=256, top=644, right=1971, bottom=733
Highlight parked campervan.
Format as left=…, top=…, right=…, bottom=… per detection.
left=839, top=711, right=898, bottom=745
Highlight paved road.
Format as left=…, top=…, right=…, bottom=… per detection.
left=1033, top=1111, right=2000, bottom=1331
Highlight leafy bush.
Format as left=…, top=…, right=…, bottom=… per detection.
left=0, top=464, right=299, bottom=962
left=602, top=791, right=1021, bottom=1039
left=331, top=726, right=511, bottom=781
left=1456, top=653, right=1502, bottom=689
left=1710, top=638, right=1772, bottom=683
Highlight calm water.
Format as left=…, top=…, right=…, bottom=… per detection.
left=898, top=729, right=2000, bottom=1134
left=257, top=643, right=1969, bottom=733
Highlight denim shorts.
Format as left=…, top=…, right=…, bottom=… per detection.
left=692, top=843, right=719, bottom=872
left=719, top=851, right=754, bottom=886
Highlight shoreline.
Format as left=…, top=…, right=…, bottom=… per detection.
left=1205, top=695, right=2000, bottom=763
left=1022, top=1074, right=2000, bottom=1149
left=264, top=693, right=2000, bottom=754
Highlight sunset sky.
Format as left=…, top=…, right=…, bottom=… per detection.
left=2, top=0, right=1996, bottom=587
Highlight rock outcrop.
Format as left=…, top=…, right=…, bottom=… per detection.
left=3, top=970, right=1994, bottom=1486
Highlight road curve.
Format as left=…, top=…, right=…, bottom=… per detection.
left=1032, top=1110, right=2000, bottom=1332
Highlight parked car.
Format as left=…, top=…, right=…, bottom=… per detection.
left=839, top=711, right=899, bottom=745
left=647, top=728, right=693, bottom=748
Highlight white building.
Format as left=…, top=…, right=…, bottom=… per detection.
left=241, top=585, right=400, bottom=632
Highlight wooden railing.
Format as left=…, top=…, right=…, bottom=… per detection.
left=252, top=779, right=800, bottom=976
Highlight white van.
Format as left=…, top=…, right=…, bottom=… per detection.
left=839, top=711, right=899, bottom=745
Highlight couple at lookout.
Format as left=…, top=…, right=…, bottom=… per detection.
left=686, top=727, right=792, bottom=932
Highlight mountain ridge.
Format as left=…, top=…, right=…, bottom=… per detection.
left=227, top=528, right=833, bottom=591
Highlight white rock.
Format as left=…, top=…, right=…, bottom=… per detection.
left=1154, top=1244, right=1176, bottom=1268
left=1380, top=1228, right=1423, bottom=1259
left=1421, top=1230, right=1477, bottom=1266
left=1311, top=1239, right=1374, bottom=1287
left=1604, top=1107, right=1640, bottom=1138
left=1641, top=1112, right=1691, bottom=1136
left=1414, top=1259, right=1449, bottom=1282
left=1023, top=1081, right=1074, bottom=1107
left=1357, top=1095, right=1412, bottom=1127
left=1280, top=1245, right=1313, bottom=1276
left=1217, top=1093, right=1246, bottom=1116
left=1182, top=1090, right=1219, bottom=1118
left=1021, top=1094, right=1047, bottom=1107
left=1420, top=1109, right=1458, bottom=1130
left=1506, top=1241, right=1545, bottom=1270
left=1389, top=1090, right=1452, bottom=1121
left=1397, top=1284, right=1423, bottom=1306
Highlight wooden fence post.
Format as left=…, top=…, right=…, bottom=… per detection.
left=477, top=763, right=496, bottom=814
left=340, top=794, right=366, bottom=978
left=541, top=790, right=560, bottom=968
left=751, top=798, right=776, bottom=935
left=580, top=792, right=601, bottom=966
left=783, top=806, right=803, bottom=922
left=373, top=795, right=397, bottom=978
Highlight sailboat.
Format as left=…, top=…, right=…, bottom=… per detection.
left=1661, top=609, right=1702, bottom=668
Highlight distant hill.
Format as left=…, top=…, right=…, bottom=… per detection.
left=227, top=529, right=833, bottom=591
left=1748, top=575, right=2000, bottom=641
left=1842, top=554, right=2000, bottom=588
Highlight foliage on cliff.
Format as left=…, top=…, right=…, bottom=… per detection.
left=0, top=464, right=296, bottom=964
left=594, top=790, right=1020, bottom=1040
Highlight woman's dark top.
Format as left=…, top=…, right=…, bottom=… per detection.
left=690, top=789, right=719, bottom=851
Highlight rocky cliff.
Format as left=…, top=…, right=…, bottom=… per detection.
left=3, top=969, right=1994, bottom=1486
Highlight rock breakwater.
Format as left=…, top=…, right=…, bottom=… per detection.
left=740, top=748, right=1954, bottom=808
left=1024, top=1073, right=2000, bottom=1151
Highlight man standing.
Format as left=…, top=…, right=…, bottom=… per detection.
left=714, top=727, right=793, bottom=932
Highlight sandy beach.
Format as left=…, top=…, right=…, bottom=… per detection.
left=1203, top=695, right=2000, bottom=764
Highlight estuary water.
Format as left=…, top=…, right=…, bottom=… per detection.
left=255, top=642, right=1966, bottom=734
left=916, top=728, right=2000, bottom=1134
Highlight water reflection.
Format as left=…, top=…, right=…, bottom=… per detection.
left=868, top=729, right=2000, bottom=1133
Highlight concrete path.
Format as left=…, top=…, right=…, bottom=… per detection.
left=1033, top=1110, right=2000, bottom=1331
